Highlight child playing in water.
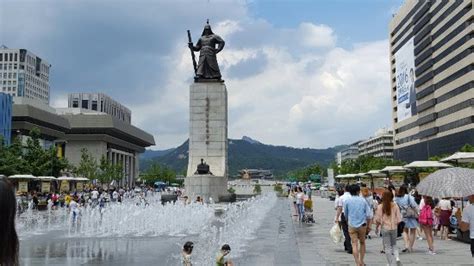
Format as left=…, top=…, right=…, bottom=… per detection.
left=182, top=241, right=193, bottom=266
left=216, top=244, right=233, bottom=266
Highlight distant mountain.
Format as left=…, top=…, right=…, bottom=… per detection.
left=241, top=136, right=262, bottom=145
left=140, top=137, right=347, bottom=178
left=140, top=148, right=175, bottom=160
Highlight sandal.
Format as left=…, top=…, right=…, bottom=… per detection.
left=401, top=248, right=409, bottom=253
left=380, top=250, right=385, bottom=254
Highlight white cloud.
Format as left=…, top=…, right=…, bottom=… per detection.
left=298, top=23, right=337, bottom=48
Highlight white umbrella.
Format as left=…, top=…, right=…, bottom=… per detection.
left=8, top=174, right=37, bottom=180
left=404, top=161, right=452, bottom=169
left=441, top=152, right=474, bottom=164
left=416, top=167, right=474, bottom=198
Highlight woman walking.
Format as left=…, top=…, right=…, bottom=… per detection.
left=419, top=196, right=436, bottom=255
left=295, top=187, right=305, bottom=222
left=395, top=185, right=418, bottom=253
left=375, top=190, right=402, bottom=265
left=438, top=198, right=452, bottom=240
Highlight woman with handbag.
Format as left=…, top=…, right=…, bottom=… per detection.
left=395, top=185, right=418, bottom=253
left=375, top=190, right=402, bottom=265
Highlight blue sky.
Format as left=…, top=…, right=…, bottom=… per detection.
left=248, top=0, right=403, bottom=46
left=0, top=0, right=404, bottom=149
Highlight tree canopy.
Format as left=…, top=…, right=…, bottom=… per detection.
left=0, top=128, right=69, bottom=176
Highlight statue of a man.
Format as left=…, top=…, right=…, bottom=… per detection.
left=188, top=22, right=225, bottom=81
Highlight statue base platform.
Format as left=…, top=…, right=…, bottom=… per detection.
left=184, top=174, right=228, bottom=203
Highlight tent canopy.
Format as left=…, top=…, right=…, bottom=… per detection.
left=404, top=161, right=452, bottom=169
left=381, top=166, right=409, bottom=173
left=366, top=170, right=386, bottom=177
left=9, top=174, right=37, bottom=179
left=441, top=152, right=474, bottom=164
left=57, top=176, right=75, bottom=181
left=37, top=176, right=57, bottom=181
left=73, top=177, right=90, bottom=181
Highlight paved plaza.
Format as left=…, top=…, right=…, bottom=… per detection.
left=245, top=196, right=473, bottom=265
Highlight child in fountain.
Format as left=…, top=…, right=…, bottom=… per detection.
left=216, top=244, right=233, bottom=266
left=182, top=241, right=193, bottom=266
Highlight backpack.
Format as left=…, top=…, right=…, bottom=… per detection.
left=419, top=205, right=433, bottom=226
left=400, top=195, right=419, bottom=219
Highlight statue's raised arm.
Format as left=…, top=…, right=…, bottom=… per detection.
left=188, top=21, right=225, bottom=82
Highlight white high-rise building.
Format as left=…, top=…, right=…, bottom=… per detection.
left=0, top=46, right=51, bottom=104
left=67, top=93, right=132, bottom=124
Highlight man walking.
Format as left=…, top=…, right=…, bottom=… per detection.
left=344, top=184, right=373, bottom=266
left=335, top=185, right=352, bottom=253
left=460, top=194, right=474, bottom=257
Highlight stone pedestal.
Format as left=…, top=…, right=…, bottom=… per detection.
left=184, top=174, right=228, bottom=203
left=185, top=82, right=228, bottom=202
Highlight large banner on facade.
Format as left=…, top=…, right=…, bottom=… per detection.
left=395, top=37, right=417, bottom=122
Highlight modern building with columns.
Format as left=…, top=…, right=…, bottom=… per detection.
left=12, top=101, right=155, bottom=186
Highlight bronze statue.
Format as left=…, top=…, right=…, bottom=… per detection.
left=195, top=158, right=213, bottom=175
left=188, top=21, right=225, bottom=81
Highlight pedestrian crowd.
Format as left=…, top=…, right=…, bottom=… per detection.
left=332, top=183, right=474, bottom=266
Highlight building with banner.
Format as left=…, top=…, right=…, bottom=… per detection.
left=0, top=92, right=12, bottom=145
left=390, top=0, right=473, bottom=162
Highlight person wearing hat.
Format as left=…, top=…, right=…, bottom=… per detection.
left=182, top=241, right=194, bottom=266
left=216, top=244, right=233, bottom=266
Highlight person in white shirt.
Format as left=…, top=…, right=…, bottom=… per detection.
left=335, top=185, right=352, bottom=253
left=112, top=190, right=119, bottom=202
left=460, top=194, right=474, bottom=257
left=69, top=197, right=79, bottom=223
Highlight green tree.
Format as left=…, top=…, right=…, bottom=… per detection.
left=22, top=128, right=51, bottom=176
left=286, top=164, right=323, bottom=182
left=76, top=148, right=98, bottom=180
left=0, top=136, right=28, bottom=176
left=141, top=162, right=176, bottom=185
left=460, top=144, right=474, bottom=152
left=47, top=146, right=70, bottom=177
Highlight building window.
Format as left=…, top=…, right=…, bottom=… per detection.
left=81, top=99, right=88, bottom=109
left=9, top=53, right=12, bottom=61
left=14, top=53, right=17, bottom=61
left=91, top=100, right=98, bottom=111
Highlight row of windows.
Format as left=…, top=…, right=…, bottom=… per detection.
left=0, top=63, right=17, bottom=70
left=0, top=73, right=17, bottom=79
left=415, top=64, right=472, bottom=110
left=1, top=80, right=17, bottom=85
left=2, top=87, right=16, bottom=92
left=392, top=0, right=466, bottom=56
left=396, top=116, right=473, bottom=145
left=0, top=52, right=18, bottom=62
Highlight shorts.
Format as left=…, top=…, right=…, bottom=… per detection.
left=349, top=225, right=367, bottom=243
